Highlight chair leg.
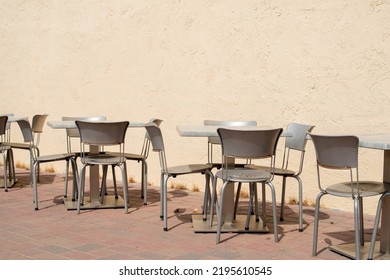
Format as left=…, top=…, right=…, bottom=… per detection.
left=71, top=159, right=79, bottom=201
left=267, top=181, right=278, bottom=242
left=245, top=183, right=253, bottom=230
left=202, top=172, right=210, bottom=221
left=280, top=176, right=286, bottom=222
left=354, top=196, right=361, bottom=260
left=100, top=165, right=108, bottom=204
left=32, top=161, right=39, bottom=210
left=262, top=182, right=266, bottom=227
left=216, top=181, right=228, bottom=244
left=296, top=175, right=303, bottom=232
left=119, top=163, right=128, bottom=214
left=77, top=165, right=87, bottom=214
left=368, top=193, right=388, bottom=259
left=64, top=160, right=69, bottom=198
left=163, top=175, right=169, bottom=231
left=254, top=183, right=259, bottom=222
left=142, top=160, right=148, bottom=205
left=209, top=175, right=219, bottom=227
left=112, top=165, right=118, bottom=199
left=234, top=182, right=242, bottom=220
left=312, top=192, right=325, bottom=256
left=160, top=173, right=164, bottom=220
left=359, top=197, right=364, bottom=245
left=2, top=152, right=8, bottom=192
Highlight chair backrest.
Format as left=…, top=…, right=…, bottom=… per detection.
left=0, top=116, right=8, bottom=140
left=217, top=128, right=283, bottom=160
left=144, top=123, right=165, bottom=152
left=204, top=120, right=257, bottom=163
left=75, top=121, right=129, bottom=146
left=31, top=114, right=48, bottom=133
left=285, top=123, right=315, bottom=151
left=62, top=116, right=107, bottom=153
left=144, top=123, right=169, bottom=172
left=281, top=123, right=315, bottom=174
left=16, top=119, right=37, bottom=159
left=309, top=134, right=359, bottom=169
left=0, top=113, right=13, bottom=131
left=141, top=118, right=163, bottom=158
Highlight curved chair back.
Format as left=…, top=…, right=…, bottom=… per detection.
left=217, top=128, right=283, bottom=159
left=62, top=116, right=107, bottom=153
left=204, top=120, right=257, bottom=163
left=0, top=116, right=8, bottom=137
left=16, top=119, right=34, bottom=143
left=144, top=123, right=165, bottom=152
left=75, top=121, right=129, bottom=146
left=142, top=118, right=163, bottom=158
left=310, top=134, right=359, bottom=169
left=31, top=114, right=48, bottom=133
left=285, top=123, right=315, bottom=151
left=62, top=116, right=107, bottom=137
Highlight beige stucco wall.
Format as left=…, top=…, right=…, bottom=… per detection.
left=1, top=1, right=390, bottom=215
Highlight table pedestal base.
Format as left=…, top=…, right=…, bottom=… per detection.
left=64, top=195, right=125, bottom=210
left=329, top=241, right=390, bottom=260
left=192, top=214, right=269, bottom=233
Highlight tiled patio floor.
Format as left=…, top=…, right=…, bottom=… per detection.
left=0, top=168, right=381, bottom=260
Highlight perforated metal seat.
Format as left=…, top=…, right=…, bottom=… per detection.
left=144, top=122, right=214, bottom=231
left=202, top=120, right=257, bottom=220
left=75, top=121, right=129, bottom=214
left=243, top=123, right=315, bottom=232
left=210, top=127, right=283, bottom=244
left=310, top=133, right=389, bottom=260
left=16, top=119, right=77, bottom=210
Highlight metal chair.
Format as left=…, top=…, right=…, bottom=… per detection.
left=8, top=114, right=48, bottom=184
left=243, top=123, right=315, bottom=232
left=0, top=116, right=13, bottom=192
left=16, top=119, right=77, bottom=210
left=202, top=120, right=257, bottom=220
left=61, top=116, right=107, bottom=199
left=310, top=133, right=388, bottom=260
left=144, top=122, right=214, bottom=231
left=109, top=118, right=163, bottom=205
left=210, top=127, right=283, bottom=244
left=75, top=120, right=129, bottom=214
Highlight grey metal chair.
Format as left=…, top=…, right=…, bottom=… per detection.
left=210, top=127, right=283, bottom=244
left=76, top=120, right=129, bottom=214
left=62, top=116, right=107, bottom=199
left=144, top=122, right=214, bottom=231
left=0, top=116, right=13, bottom=192
left=16, top=119, right=77, bottom=210
left=310, top=133, right=388, bottom=260
left=110, top=118, right=163, bottom=205
left=243, top=123, right=315, bottom=232
left=202, top=120, right=257, bottom=220
left=8, top=114, right=48, bottom=184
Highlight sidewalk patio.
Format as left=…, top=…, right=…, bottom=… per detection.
left=0, top=168, right=379, bottom=260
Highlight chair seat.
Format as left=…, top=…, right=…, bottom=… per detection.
left=0, top=144, right=11, bottom=151
left=246, top=164, right=296, bottom=176
left=109, top=151, right=144, bottom=161
left=6, top=142, right=31, bottom=150
left=83, top=154, right=125, bottom=165
left=37, top=153, right=76, bottom=163
left=325, top=181, right=390, bottom=197
left=215, top=168, right=271, bottom=182
left=167, top=163, right=212, bottom=176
